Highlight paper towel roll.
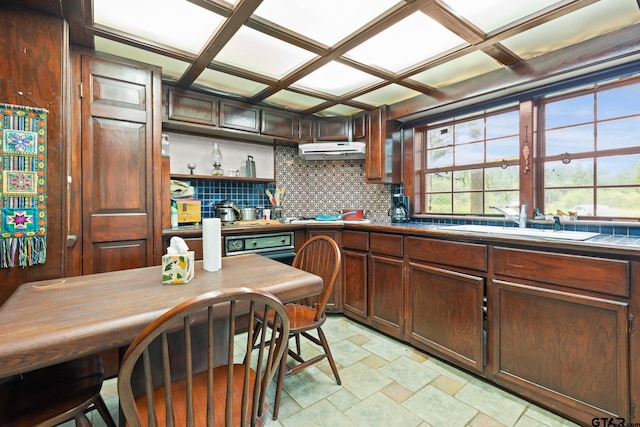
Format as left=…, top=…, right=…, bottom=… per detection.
left=202, top=218, right=222, bottom=272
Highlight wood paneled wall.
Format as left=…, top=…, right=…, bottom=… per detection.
left=0, top=4, right=68, bottom=304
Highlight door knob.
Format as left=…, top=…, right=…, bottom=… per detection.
left=66, top=234, right=78, bottom=248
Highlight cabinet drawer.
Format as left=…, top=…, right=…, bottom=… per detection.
left=493, top=247, right=629, bottom=297
left=406, top=236, right=487, bottom=272
left=342, top=230, right=369, bottom=251
left=370, top=233, right=402, bottom=257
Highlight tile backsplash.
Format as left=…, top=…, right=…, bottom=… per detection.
left=175, top=145, right=396, bottom=221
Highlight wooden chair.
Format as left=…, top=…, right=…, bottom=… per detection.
left=0, top=354, right=117, bottom=427
left=255, top=235, right=342, bottom=420
left=117, top=287, right=290, bottom=427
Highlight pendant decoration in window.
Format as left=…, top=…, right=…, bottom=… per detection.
left=562, top=152, right=571, bottom=164
left=500, top=159, right=508, bottom=169
left=522, top=126, right=531, bottom=174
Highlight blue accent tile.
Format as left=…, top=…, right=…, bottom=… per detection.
left=613, top=226, right=628, bottom=236
left=629, top=227, right=640, bottom=237
left=601, top=225, right=614, bottom=235
left=587, top=225, right=600, bottom=233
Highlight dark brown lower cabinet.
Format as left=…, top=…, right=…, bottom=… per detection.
left=342, top=247, right=368, bottom=322
left=407, top=262, right=485, bottom=374
left=490, top=279, right=629, bottom=423
left=369, top=253, right=405, bottom=338
left=308, top=229, right=342, bottom=312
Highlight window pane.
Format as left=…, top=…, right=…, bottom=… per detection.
left=453, top=169, right=483, bottom=191
left=426, top=171, right=452, bottom=192
left=455, top=119, right=484, bottom=143
left=545, top=94, right=593, bottom=129
left=453, top=192, right=484, bottom=214
left=485, top=166, right=520, bottom=190
left=597, top=154, right=640, bottom=186
left=427, top=147, right=453, bottom=168
left=427, top=126, right=452, bottom=149
left=597, top=117, right=640, bottom=150
left=545, top=124, right=594, bottom=156
left=486, top=136, right=519, bottom=162
left=544, top=159, right=594, bottom=187
left=598, top=83, right=640, bottom=120
left=597, top=187, right=640, bottom=217
left=455, top=141, right=484, bottom=164
left=545, top=188, right=594, bottom=215
left=485, top=191, right=519, bottom=213
left=486, top=110, right=519, bottom=139
left=427, top=193, right=452, bottom=213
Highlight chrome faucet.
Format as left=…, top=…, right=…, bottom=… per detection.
left=490, top=204, right=527, bottom=228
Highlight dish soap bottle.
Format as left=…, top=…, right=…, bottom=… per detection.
left=170, top=200, right=178, bottom=228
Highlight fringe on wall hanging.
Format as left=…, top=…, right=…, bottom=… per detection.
left=0, top=103, right=48, bottom=268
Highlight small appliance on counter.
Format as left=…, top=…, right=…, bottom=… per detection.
left=215, top=199, right=240, bottom=223
left=389, top=194, right=410, bottom=223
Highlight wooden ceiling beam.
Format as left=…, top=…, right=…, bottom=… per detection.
left=177, top=0, right=263, bottom=88
left=248, top=0, right=433, bottom=105
left=388, top=23, right=640, bottom=122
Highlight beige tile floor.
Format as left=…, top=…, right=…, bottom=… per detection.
left=75, top=315, right=579, bottom=427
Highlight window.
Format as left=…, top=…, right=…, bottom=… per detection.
left=416, top=73, right=640, bottom=220
left=422, top=107, right=520, bottom=214
left=541, top=78, right=640, bottom=218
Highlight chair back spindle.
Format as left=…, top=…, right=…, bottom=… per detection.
left=118, top=287, right=290, bottom=427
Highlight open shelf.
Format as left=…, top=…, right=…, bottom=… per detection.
left=170, top=173, right=275, bottom=183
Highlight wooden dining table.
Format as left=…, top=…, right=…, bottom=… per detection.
left=0, top=254, right=322, bottom=379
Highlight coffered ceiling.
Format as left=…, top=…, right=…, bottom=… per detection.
left=28, top=0, right=640, bottom=117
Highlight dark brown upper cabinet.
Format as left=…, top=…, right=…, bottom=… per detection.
left=366, top=107, right=402, bottom=183
left=219, top=99, right=260, bottom=133
left=316, top=116, right=350, bottom=141
left=299, top=117, right=314, bottom=142
left=163, top=87, right=217, bottom=127
left=261, top=108, right=299, bottom=139
left=352, top=113, right=366, bottom=141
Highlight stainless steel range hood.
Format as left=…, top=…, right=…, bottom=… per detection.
left=298, top=142, right=365, bottom=160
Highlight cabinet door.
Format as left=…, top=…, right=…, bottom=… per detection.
left=365, top=108, right=384, bottom=181
left=80, top=53, right=161, bottom=274
left=365, top=107, right=402, bottom=183
left=308, top=230, right=342, bottom=312
left=164, top=87, right=217, bottom=126
left=408, top=262, right=485, bottom=374
left=491, top=279, right=629, bottom=423
left=342, top=249, right=368, bottom=322
left=352, top=113, right=366, bottom=141
left=316, top=116, right=350, bottom=141
left=261, top=108, right=298, bottom=139
left=369, top=253, right=404, bottom=338
left=219, top=99, right=260, bottom=133
left=299, top=117, right=314, bottom=141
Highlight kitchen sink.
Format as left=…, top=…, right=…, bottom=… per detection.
left=441, top=224, right=599, bottom=241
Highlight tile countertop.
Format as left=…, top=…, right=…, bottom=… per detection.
left=163, top=221, right=640, bottom=255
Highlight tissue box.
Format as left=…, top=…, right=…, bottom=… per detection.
left=161, top=251, right=195, bottom=284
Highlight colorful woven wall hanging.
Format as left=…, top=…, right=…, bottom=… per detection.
left=0, top=103, right=47, bottom=268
